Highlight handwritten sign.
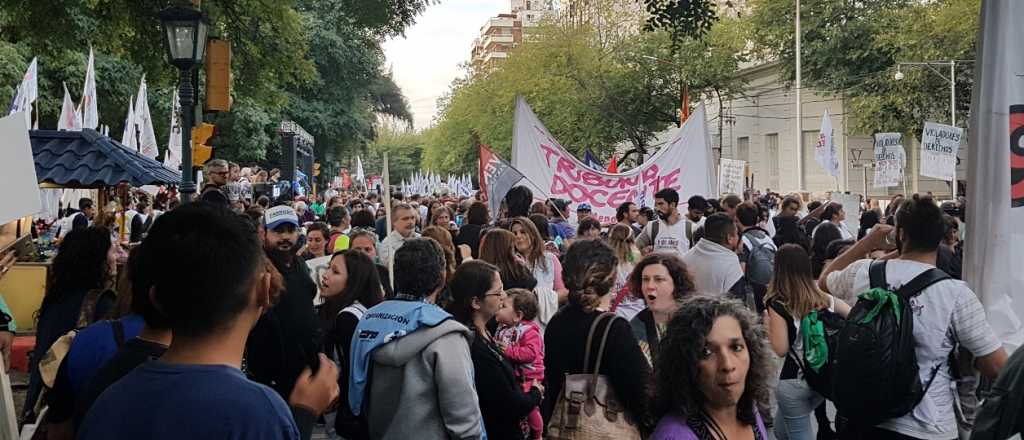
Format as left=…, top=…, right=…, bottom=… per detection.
left=920, top=121, right=963, bottom=180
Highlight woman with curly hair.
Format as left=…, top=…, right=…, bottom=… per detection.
left=542, top=239, right=653, bottom=435
left=627, top=253, right=697, bottom=366
left=651, top=295, right=772, bottom=440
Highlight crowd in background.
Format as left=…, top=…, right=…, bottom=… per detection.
left=14, top=171, right=1023, bottom=440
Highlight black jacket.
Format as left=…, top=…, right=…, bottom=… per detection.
left=470, top=334, right=541, bottom=440
left=542, top=304, right=653, bottom=434
left=454, top=224, right=485, bottom=259
left=245, top=254, right=321, bottom=400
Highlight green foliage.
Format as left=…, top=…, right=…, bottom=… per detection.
left=422, top=16, right=749, bottom=175
left=363, top=120, right=425, bottom=183
left=748, top=0, right=980, bottom=136
left=0, top=0, right=418, bottom=167
left=640, top=0, right=721, bottom=44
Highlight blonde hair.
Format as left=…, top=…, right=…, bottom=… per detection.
left=607, top=224, right=637, bottom=264
left=764, top=244, right=829, bottom=318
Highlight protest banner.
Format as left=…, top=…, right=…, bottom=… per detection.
left=966, top=0, right=1024, bottom=349
left=920, top=121, right=963, bottom=181
left=479, top=145, right=526, bottom=218
left=511, top=96, right=714, bottom=224
left=0, top=113, right=41, bottom=226
left=718, top=158, right=746, bottom=195
left=872, top=132, right=906, bottom=188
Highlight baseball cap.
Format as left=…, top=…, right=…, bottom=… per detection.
left=577, top=203, right=592, bottom=212
left=264, top=205, right=299, bottom=230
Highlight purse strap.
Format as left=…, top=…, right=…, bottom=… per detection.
left=591, top=312, right=616, bottom=378
left=581, top=312, right=610, bottom=374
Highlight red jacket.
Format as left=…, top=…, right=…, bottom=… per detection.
left=498, top=320, right=545, bottom=384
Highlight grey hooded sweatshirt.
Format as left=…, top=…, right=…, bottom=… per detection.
left=366, top=319, right=484, bottom=440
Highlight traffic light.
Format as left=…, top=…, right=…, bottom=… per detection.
left=192, top=123, right=215, bottom=167
left=205, top=39, right=232, bottom=112
left=313, top=162, right=321, bottom=176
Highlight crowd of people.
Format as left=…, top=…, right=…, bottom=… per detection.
left=13, top=170, right=1024, bottom=440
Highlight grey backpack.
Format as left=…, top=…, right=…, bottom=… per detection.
left=741, top=228, right=776, bottom=286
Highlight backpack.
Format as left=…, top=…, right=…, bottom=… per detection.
left=768, top=298, right=845, bottom=400
left=741, top=228, right=776, bottom=286
left=797, top=307, right=845, bottom=400
left=831, top=260, right=951, bottom=426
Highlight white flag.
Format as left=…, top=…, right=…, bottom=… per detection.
left=814, top=110, right=840, bottom=178
left=134, top=76, right=159, bottom=159
left=9, top=57, right=38, bottom=128
left=81, top=49, right=99, bottom=129
left=355, top=156, right=365, bottom=183
left=57, top=83, right=81, bottom=131
left=164, top=92, right=182, bottom=169
left=965, top=0, right=1024, bottom=350
left=121, top=97, right=137, bottom=150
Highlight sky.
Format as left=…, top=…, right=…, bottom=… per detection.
left=383, top=0, right=508, bottom=131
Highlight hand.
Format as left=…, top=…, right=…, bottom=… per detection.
left=0, top=331, right=12, bottom=372
left=809, top=201, right=828, bottom=218
left=457, top=244, right=472, bottom=260
left=864, top=224, right=896, bottom=251
left=289, top=353, right=340, bottom=416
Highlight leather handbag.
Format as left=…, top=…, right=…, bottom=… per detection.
left=547, top=312, right=642, bottom=440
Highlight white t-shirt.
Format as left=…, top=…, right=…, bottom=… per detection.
left=640, top=219, right=690, bottom=258
left=826, top=259, right=1001, bottom=439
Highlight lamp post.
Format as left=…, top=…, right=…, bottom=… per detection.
left=159, top=5, right=209, bottom=203
left=894, top=60, right=971, bottom=198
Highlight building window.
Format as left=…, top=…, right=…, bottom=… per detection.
left=737, top=136, right=749, bottom=162
left=526, top=1, right=531, bottom=9
left=765, top=133, right=779, bottom=190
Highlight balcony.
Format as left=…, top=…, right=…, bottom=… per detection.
left=481, top=34, right=514, bottom=50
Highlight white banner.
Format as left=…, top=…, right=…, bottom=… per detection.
left=163, top=92, right=182, bottom=169
left=81, top=49, right=98, bottom=130
left=919, top=121, right=963, bottom=181
left=134, top=76, right=158, bottom=159
left=718, top=158, right=745, bottom=195
left=872, top=132, right=906, bottom=188
left=0, top=113, right=41, bottom=225
left=512, top=96, right=714, bottom=224
left=815, top=110, right=841, bottom=178
left=966, top=0, right=1024, bottom=349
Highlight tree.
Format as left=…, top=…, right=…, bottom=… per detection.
left=422, top=14, right=748, bottom=175
left=748, top=0, right=979, bottom=135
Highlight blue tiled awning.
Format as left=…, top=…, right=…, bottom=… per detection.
left=30, top=129, right=181, bottom=188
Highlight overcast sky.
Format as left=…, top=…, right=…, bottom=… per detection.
left=383, top=0, right=507, bottom=131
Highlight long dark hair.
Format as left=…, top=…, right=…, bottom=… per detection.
left=447, top=260, right=500, bottom=329
left=653, top=296, right=771, bottom=429
left=42, top=227, right=113, bottom=315
left=479, top=228, right=533, bottom=285
left=811, top=222, right=842, bottom=277
left=562, top=239, right=618, bottom=312
left=318, top=250, right=384, bottom=336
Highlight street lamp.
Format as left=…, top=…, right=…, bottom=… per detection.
left=159, top=5, right=208, bottom=202
left=893, top=60, right=970, bottom=198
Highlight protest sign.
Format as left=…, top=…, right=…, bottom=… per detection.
left=0, top=113, right=41, bottom=226
left=512, top=96, right=714, bottom=224
left=718, top=159, right=746, bottom=195
left=920, top=121, right=963, bottom=181
left=872, top=132, right=906, bottom=188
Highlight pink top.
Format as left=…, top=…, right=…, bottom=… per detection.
left=496, top=320, right=545, bottom=384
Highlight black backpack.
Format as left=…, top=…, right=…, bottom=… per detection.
left=832, top=260, right=951, bottom=426
left=768, top=299, right=845, bottom=400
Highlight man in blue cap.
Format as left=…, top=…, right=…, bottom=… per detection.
left=246, top=205, right=321, bottom=402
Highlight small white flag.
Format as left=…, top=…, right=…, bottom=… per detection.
left=57, top=82, right=82, bottom=131
left=81, top=49, right=99, bottom=130
left=9, top=57, right=38, bottom=128
left=355, top=156, right=365, bottom=183
left=164, top=92, right=182, bottom=169
left=815, top=110, right=840, bottom=178
left=134, top=76, right=159, bottom=159
left=121, top=96, right=137, bottom=150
